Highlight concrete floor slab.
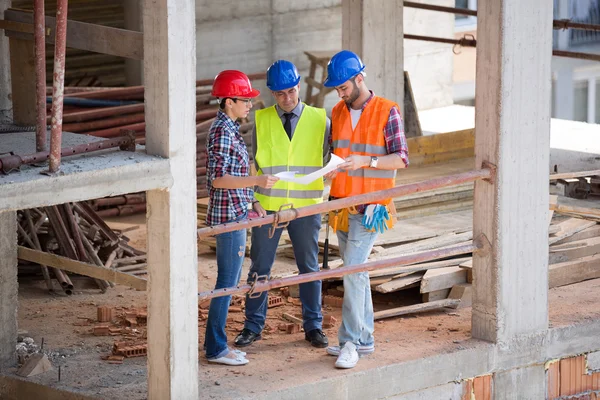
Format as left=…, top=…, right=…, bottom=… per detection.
left=0, top=132, right=172, bottom=211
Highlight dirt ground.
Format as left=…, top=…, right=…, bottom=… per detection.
left=10, top=214, right=600, bottom=399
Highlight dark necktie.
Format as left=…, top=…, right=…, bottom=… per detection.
left=283, top=112, right=293, bottom=140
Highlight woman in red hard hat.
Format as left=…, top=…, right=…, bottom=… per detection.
left=204, top=70, right=279, bottom=366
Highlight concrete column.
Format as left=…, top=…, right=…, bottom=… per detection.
left=124, top=0, right=143, bottom=86
left=143, top=0, right=198, bottom=398
left=472, top=0, right=551, bottom=344
left=0, top=212, right=17, bottom=368
left=554, top=68, right=574, bottom=120
left=342, top=0, right=404, bottom=108
left=0, top=0, right=13, bottom=122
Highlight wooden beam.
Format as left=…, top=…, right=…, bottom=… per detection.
left=374, top=299, right=460, bottom=320
left=549, top=236, right=600, bottom=264
left=4, top=9, right=143, bottom=60
left=9, top=37, right=36, bottom=125
left=420, top=266, right=467, bottom=293
left=549, top=169, right=600, bottom=181
left=549, top=254, right=600, bottom=288
left=548, top=218, right=596, bottom=245
left=18, top=246, right=146, bottom=291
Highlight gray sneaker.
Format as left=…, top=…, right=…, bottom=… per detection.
left=327, top=343, right=374, bottom=356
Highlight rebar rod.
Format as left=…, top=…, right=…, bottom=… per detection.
left=34, top=0, right=47, bottom=152
left=403, top=1, right=600, bottom=32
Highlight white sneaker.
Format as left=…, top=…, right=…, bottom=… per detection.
left=327, top=343, right=374, bottom=356
left=334, top=342, right=359, bottom=369
left=207, top=350, right=249, bottom=366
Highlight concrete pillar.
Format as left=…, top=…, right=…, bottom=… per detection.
left=143, top=0, right=198, bottom=398
left=472, top=0, right=551, bottom=344
left=342, top=0, right=404, bottom=108
left=0, top=0, right=12, bottom=122
left=554, top=68, right=574, bottom=120
left=124, top=0, right=143, bottom=86
left=0, top=212, right=18, bottom=368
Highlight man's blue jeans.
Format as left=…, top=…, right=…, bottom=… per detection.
left=205, top=228, right=247, bottom=359
left=337, top=213, right=378, bottom=347
left=244, top=213, right=323, bottom=333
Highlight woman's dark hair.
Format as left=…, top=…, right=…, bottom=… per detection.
left=219, top=98, right=228, bottom=110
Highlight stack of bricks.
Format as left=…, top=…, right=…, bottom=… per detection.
left=113, top=341, right=148, bottom=358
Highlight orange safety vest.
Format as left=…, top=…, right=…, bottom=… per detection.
left=330, top=96, right=397, bottom=205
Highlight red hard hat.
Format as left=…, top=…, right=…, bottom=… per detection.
left=211, top=70, right=260, bottom=98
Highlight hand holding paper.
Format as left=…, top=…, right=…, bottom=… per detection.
left=275, top=154, right=345, bottom=185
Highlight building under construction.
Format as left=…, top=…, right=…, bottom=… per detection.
left=1, top=0, right=600, bottom=399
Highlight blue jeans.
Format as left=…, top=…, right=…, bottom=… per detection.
left=337, top=213, right=378, bottom=347
left=205, top=227, right=247, bottom=359
left=244, top=213, right=323, bottom=333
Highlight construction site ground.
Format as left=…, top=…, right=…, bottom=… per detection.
left=11, top=212, right=600, bottom=400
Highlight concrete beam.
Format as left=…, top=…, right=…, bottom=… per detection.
left=142, top=0, right=198, bottom=398
left=0, top=211, right=17, bottom=368
left=493, top=365, right=547, bottom=400
left=342, top=0, right=404, bottom=108
left=472, top=0, right=552, bottom=343
left=0, top=0, right=12, bottom=122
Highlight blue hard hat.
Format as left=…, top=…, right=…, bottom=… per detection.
left=323, top=50, right=366, bottom=88
left=266, top=60, right=301, bottom=91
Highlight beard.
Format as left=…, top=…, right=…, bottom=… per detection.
left=344, top=81, right=361, bottom=106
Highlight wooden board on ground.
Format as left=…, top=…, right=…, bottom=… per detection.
left=549, top=254, right=600, bottom=288
left=374, top=299, right=460, bottom=320
left=549, top=236, right=600, bottom=264
left=551, top=196, right=600, bottom=218
left=549, top=218, right=596, bottom=245
left=552, top=224, right=600, bottom=246
left=374, top=271, right=425, bottom=294
left=420, top=266, right=467, bottom=294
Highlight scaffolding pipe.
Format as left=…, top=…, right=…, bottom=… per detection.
left=197, top=167, right=493, bottom=239
left=48, top=0, right=68, bottom=172
left=34, top=0, right=47, bottom=152
left=403, top=1, right=600, bottom=32
left=198, top=242, right=479, bottom=300
left=404, top=33, right=600, bottom=62
left=0, top=135, right=135, bottom=173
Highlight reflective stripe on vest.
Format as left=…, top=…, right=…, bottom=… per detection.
left=254, top=104, right=326, bottom=211
left=330, top=96, right=398, bottom=205
left=255, top=187, right=324, bottom=199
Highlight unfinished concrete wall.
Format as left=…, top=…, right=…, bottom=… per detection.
left=0, top=212, right=17, bottom=368
left=194, top=0, right=453, bottom=111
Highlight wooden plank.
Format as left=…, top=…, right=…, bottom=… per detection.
left=5, top=9, right=143, bottom=60
left=374, top=299, right=460, bottom=320
left=18, top=246, right=146, bottom=291
left=549, top=195, right=558, bottom=225
left=549, top=236, right=600, bottom=264
left=448, top=283, right=472, bottom=308
left=371, top=256, right=471, bottom=278
left=549, top=218, right=596, bottom=245
left=406, top=130, right=475, bottom=166
left=420, top=266, right=467, bottom=293
left=551, top=196, right=600, bottom=218
left=374, top=271, right=425, bottom=294
left=422, top=288, right=450, bottom=302
left=9, top=37, right=36, bottom=125
left=378, top=231, right=473, bottom=258
left=403, top=71, right=422, bottom=138
left=549, top=254, right=600, bottom=288
left=550, top=169, right=600, bottom=181
left=552, top=224, right=600, bottom=246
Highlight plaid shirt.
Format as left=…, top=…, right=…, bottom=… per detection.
left=205, top=110, right=253, bottom=226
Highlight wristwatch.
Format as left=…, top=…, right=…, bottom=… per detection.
left=369, top=156, right=379, bottom=168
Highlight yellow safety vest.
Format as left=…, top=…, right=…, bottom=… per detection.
left=254, top=104, right=326, bottom=211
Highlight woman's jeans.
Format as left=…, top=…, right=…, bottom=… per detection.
left=205, top=227, right=247, bottom=359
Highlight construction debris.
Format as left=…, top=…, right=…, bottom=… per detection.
left=16, top=353, right=53, bottom=377
left=16, top=202, right=146, bottom=295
